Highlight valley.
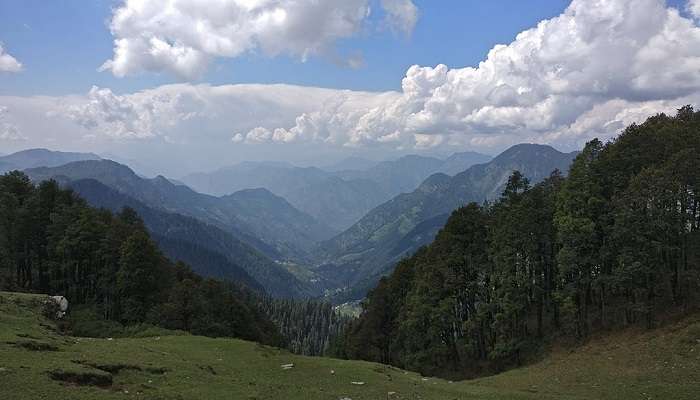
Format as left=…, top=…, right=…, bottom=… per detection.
left=7, top=144, right=572, bottom=303
left=4, top=1, right=700, bottom=397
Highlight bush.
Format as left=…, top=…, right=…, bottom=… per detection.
left=68, top=306, right=186, bottom=338
left=68, top=308, right=125, bottom=338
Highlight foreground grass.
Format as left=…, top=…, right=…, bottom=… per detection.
left=0, top=291, right=698, bottom=399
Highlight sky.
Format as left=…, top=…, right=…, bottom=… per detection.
left=0, top=0, right=699, bottom=177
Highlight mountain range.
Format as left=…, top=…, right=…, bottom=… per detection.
left=0, top=148, right=101, bottom=173
left=182, top=151, right=492, bottom=231
left=2, top=145, right=576, bottom=302
left=24, top=159, right=334, bottom=262
left=316, top=144, right=578, bottom=301
left=67, top=179, right=314, bottom=298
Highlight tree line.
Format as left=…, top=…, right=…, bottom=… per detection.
left=0, top=172, right=282, bottom=345
left=335, top=106, right=700, bottom=378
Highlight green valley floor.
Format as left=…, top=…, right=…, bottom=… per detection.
left=1, top=291, right=698, bottom=400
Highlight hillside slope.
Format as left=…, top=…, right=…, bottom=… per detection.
left=319, top=144, right=577, bottom=299
left=68, top=179, right=314, bottom=298
left=25, top=160, right=333, bottom=262
left=1, top=291, right=698, bottom=399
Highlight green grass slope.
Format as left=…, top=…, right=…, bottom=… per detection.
left=1, top=291, right=698, bottom=400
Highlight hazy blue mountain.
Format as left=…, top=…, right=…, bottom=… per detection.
left=24, top=160, right=334, bottom=263
left=182, top=163, right=389, bottom=231
left=0, top=148, right=100, bottom=170
left=222, top=188, right=337, bottom=255
left=335, top=154, right=445, bottom=195
left=284, top=176, right=392, bottom=232
left=319, top=144, right=578, bottom=300
left=182, top=152, right=492, bottom=232
left=68, top=179, right=314, bottom=298
left=99, top=152, right=163, bottom=178
left=182, top=162, right=324, bottom=197
left=437, top=151, right=493, bottom=175
left=322, top=156, right=379, bottom=172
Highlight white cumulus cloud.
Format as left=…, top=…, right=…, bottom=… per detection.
left=251, top=0, right=700, bottom=150
left=101, top=0, right=418, bottom=78
left=8, top=0, right=700, bottom=163
left=60, top=83, right=398, bottom=144
left=0, top=44, right=22, bottom=73
left=64, top=85, right=206, bottom=139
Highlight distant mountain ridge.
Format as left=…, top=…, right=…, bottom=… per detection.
left=437, top=151, right=493, bottom=176
left=68, top=179, right=314, bottom=298
left=322, top=156, right=379, bottom=172
left=181, top=151, right=492, bottom=231
left=318, top=144, right=578, bottom=301
left=0, top=148, right=101, bottom=173
left=24, top=160, right=334, bottom=264
left=335, top=154, right=445, bottom=195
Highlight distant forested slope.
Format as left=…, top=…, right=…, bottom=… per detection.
left=68, top=178, right=313, bottom=298
left=320, top=144, right=577, bottom=301
left=337, top=107, right=700, bottom=378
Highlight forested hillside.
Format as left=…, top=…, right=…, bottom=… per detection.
left=24, top=160, right=334, bottom=263
left=337, top=107, right=700, bottom=378
left=260, top=298, right=351, bottom=356
left=68, top=179, right=314, bottom=298
left=0, top=172, right=283, bottom=345
left=319, top=144, right=577, bottom=302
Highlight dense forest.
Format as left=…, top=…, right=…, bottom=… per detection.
left=336, top=107, right=700, bottom=378
left=0, top=172, right=282, bottom=345
left=260, top=297, right=351, bottom=356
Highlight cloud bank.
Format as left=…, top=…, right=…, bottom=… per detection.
left=101, top=0, right=418, bottom=78
left=241, top=0, right=700, bottom=150
left=0, top=44, right=22, bottom=73
left=6, top=0, right=700, bottom=172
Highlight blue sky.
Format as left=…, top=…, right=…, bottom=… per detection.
left=1, top=0, right=699, bottom=176
left=0, top=0, right=576, bottom=95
